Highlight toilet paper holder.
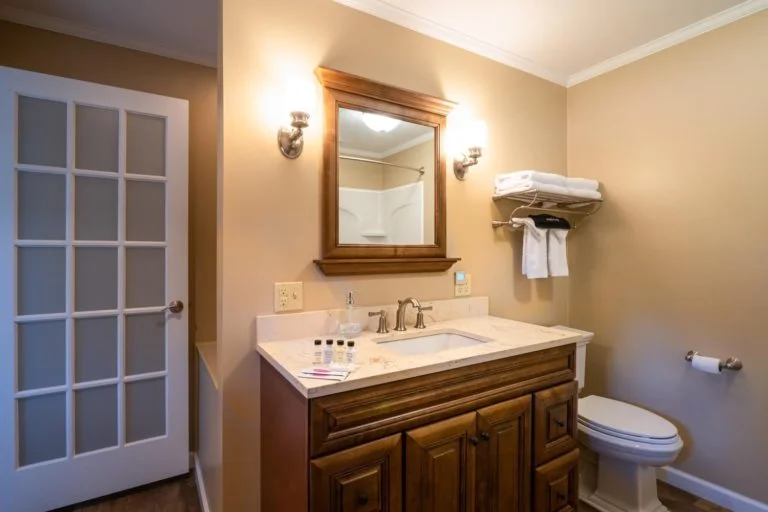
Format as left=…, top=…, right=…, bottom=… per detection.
left=685, top=351, right=743, bottom=371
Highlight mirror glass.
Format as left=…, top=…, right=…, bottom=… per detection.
left=337, top=107, right=435, bottom=245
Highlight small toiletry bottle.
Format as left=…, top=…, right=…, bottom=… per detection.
left=346, top=341, right=356, bottom=365
left=312, top=339, right=322, bottom=365
left=323, top=339, right=334, bottom=364
left=335, top=340, right=346, bottom=364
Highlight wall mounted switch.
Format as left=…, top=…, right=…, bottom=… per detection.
left=454, top=272, right=471, bottom=297
left=274, top=282, right=304, bottom=312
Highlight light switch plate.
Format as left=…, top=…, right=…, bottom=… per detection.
left=274, top=282, right=304, bottom=312
left=454, top=272, right=471, bottom=297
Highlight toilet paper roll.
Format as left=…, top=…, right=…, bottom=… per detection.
left=691, top=355, right=722, bottom=374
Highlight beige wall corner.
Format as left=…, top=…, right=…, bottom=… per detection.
left=220, top=0, right=567, bottom=508
left=568, top=10, right=768, bottom=504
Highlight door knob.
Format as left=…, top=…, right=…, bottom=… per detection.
left=480, top=432, right=491, bottom=441
left=469, top=436, right=479, bottom=445
left=554, top=418, right=565, bottom=428
left=357, top=492, right=369, bottom=505
left=163, top=300, right=184, bottom=314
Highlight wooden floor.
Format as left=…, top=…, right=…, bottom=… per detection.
left=52, top=472, right=727, bottom=512
left=580, top=480, right=730, bottom=512
left=52, top=472, right=200, bottom=512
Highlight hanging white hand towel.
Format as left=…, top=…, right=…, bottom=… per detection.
left=548, top=229, right=569, bottom=277
left=514, top=218, right=548, bottom=279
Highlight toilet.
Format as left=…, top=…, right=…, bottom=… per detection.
left=554, top=326, right=684, bottom=512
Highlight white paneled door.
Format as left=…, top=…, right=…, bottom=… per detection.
left=0, top=67, right=189, bottom=511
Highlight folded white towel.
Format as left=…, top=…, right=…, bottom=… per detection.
left=548, top=229, right=569, bottom=277
left=564, top=188, right=602, bottom=200
left=513, top=218, right=548, bottom=279
left=565, top=177, right=599, bottom=191
left=495, top=181, right=570, bottom=197
left=495, top=171, right=567, bottom=189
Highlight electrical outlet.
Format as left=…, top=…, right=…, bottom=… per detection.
left=274, top=282, right=304, bottom=312
left=454, top=272, right=471, bottom=297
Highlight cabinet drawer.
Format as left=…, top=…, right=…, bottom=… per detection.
left=310, top=434, right=402, bottom=512
left=534, top=449, right=579, bottom=512
left=533, top=380, right=578, bottom=465
left=311, top=345, right=575, bottom=457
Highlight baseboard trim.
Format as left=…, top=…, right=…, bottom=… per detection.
left=193, top=453, right=212, bottom=512
left=657, top=467, right=768, bottom=512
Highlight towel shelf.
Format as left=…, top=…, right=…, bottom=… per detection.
left=492, top=188, right=603, bottom=230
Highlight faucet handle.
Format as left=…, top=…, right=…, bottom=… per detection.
left=414, top=305, right=433, bottom=329
left=368, top=310, right=389, bottom=334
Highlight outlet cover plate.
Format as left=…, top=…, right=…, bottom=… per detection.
left=274, top=282, right=304, bottom=312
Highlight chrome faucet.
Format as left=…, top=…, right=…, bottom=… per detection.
left=394, top=297, right=421, bottom=331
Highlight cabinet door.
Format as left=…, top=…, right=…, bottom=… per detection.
left=310, top=434, right=402, bottom=512
left=533, top=449, right=579, bottom=512
left=405, top=412, right=476, bottom=512
left=534, top=380, right=578, bottom=465
left=475, top=396, right=532, bottom=512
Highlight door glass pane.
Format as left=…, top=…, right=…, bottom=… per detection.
left=75, top=317, right=117, bottom=383
left=126, top=181, right=165, bottom=242
left=17, top=247, right=66, bottom=316
left=126, top=248, right=165, bottom=308
left=17, top=171, right=66, bottom=240
left=127, top=113, right=165, bottom=176
left=75, top=176, right=118, bottom=241
left=125, top=313, right=166, bottom=376
left=18, top=393, right=66, bottom=466
left=75, top=105, right=118, bottom=172
left=75, top=385, right=117, bottom=454
left=126, top=378, right=165, bottom=443
left=75, top=248, right=118, bottom=312
left=17, top=320, right=66, bottom=391
left=18, top=96, right=67, bottom=168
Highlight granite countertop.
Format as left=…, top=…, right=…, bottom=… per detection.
left=256, top=316, right=581, bottom=398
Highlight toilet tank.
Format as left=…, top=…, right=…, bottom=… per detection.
left=552, top=326, right=593, bottom=393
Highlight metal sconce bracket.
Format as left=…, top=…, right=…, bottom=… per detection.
left=453, top=146, right=483, bottom=180
left=278, top=111, right=310, bottom=159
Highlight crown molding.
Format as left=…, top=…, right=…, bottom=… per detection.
left=567, top=0, right=768, bottom=87
left=0, top=5, right=217, bottom=68
left=333, top=0, right=567, bottom=86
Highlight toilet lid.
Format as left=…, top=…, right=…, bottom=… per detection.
left=578, top=396, right=678, bottom=443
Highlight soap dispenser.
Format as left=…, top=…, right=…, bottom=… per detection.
left=339, top=291, right=363, bottom=336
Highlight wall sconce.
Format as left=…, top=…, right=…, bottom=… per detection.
left=278, top=111, right=310, bottom=159
left=454, top=120, right=488, bottom=180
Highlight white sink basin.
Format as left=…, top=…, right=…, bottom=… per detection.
left=377, top=332, right=487, bottom=356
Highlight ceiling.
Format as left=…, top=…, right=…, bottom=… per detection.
left=338, top=108, right=434, bottom=158
left=336, top=0, right=763, bottom=85
left=0, top=0, right=765, bottom=84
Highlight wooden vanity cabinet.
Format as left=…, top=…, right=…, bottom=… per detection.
left=261, top=344, right=578, bottom=512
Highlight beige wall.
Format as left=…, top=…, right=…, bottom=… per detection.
left=0, top=21, right=219, bottom=451
left=383, top=140, right=436, bottom=243
left=220, top=0, right=567, bottom=508
left=568, top=11, right=768, bottom=503
left=338, top=158, right=384, bottom=189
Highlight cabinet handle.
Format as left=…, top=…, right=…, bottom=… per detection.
left=554, top=418, right=565, bottom=428
left=357, top=493, right=369, bottom=505
left=480, top=432, right=491, bottom=441
left=469, top=436, right=479, bottom=445
left=556, top=492, right=567, bottom=501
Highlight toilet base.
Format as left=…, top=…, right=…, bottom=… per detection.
left=580, top=455, right=667, bottom=512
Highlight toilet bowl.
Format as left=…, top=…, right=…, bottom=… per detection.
left=577, top=395, right=683, bottom=512
left=550, top=326, right=683, bottom=512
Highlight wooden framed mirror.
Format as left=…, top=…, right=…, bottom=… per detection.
left=313, top=67, right=461, bottom=276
